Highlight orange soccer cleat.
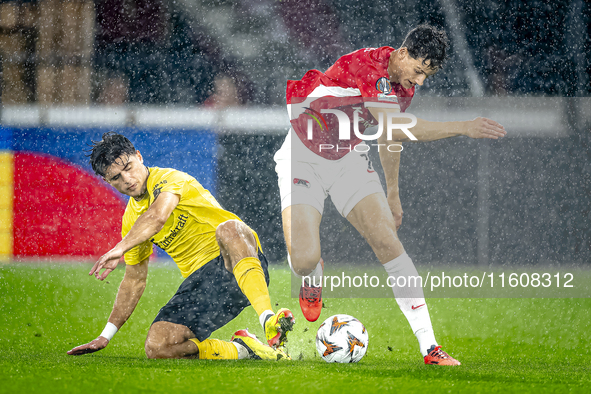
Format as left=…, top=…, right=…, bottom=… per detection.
left=298, top=258, right=324, bottom=322
left=299, top=281, right=323, bottom=322
left=424, top=345, right=461, bottom=366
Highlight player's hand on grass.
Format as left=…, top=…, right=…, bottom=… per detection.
left=387, top=193, right=403, bottom=230
left=90, top=247, right=124, bottom=280
left=464, top=117, right=506, bottom=139
left=67, top=336, right=109, bottom=356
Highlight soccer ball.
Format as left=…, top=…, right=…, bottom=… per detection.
left=315, top=314, right=369, bottom=363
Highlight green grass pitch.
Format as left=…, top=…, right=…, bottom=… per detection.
left=1, top=263, right=590, bottom=393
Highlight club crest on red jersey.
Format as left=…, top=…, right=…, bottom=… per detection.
left=375, top=77, right=392, bottom=95
left=293, top=178, right=311, bottom=188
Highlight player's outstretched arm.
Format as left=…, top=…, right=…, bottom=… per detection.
left=90, top=191, right=180, bottom=281
left=369, top=108, right=506, bottom=142
left=68, top=259, right=149, bottom=356
left=409, top=117, right=507, bottom=141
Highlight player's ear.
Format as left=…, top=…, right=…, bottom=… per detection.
left=136, top=150, right=143, bottom=163
left=398, top=47, right=408, bottom=60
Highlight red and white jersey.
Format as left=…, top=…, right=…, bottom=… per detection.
left=287, top=47, right=415, bottom=160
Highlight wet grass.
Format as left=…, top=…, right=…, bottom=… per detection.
left=1, top=263, right=590, bottom=393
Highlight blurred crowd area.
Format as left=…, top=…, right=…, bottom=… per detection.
left=0, top=0, right=589, bottom=106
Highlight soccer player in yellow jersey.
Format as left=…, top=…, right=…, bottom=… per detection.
left=67, top=132, right=294, bottom=360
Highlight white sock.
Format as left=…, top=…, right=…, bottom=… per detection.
left=307, top=259, right=323, bottom=287
left=233, top=342, right=249, bottom=359
left=259, top=309, right=275, bottom=328
left=288, top=255, right=323, bottom=287
left=383, top=252, right=438, bottom=357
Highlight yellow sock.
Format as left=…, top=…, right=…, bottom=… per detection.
left=189, top=338, right=238, bottom=360
left=233, top=257, right=273, bottom=316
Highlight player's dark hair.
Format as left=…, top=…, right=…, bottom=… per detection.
left=401, top=24, right=449, bottom=69
left=88, top=132, right=136, bottom=177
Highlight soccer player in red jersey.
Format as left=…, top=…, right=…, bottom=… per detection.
left=275, top=25, right=506, bottom=366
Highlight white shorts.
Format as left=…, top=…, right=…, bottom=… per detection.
left=274, top=129, right=385, bottom=217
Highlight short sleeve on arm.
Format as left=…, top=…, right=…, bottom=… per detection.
left=152, top=169, right=192, bottom=200
left=124, top=241, right=153, bottom=265
left=121, top=207, right=153, bottom=265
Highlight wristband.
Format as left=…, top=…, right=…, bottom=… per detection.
left=100, top=322, right=118, bottom=340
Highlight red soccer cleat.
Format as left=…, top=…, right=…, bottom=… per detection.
left=424, top=345, right=461, bottom=366
left=299, top=282, right=322, bottom=322
left=298, top=258, right=324, bottom=322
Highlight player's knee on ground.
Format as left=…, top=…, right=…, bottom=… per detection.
left=145, top=328, right=174, bottom=359
left=145, top=334, right=167, bottom=359
left=145, top=324, right=182, bottom=359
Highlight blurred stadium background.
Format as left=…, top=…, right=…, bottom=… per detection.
left=0, top=0, right=589, bottom=266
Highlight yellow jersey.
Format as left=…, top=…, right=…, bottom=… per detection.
left=122, top=167, right=261, bottom=278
